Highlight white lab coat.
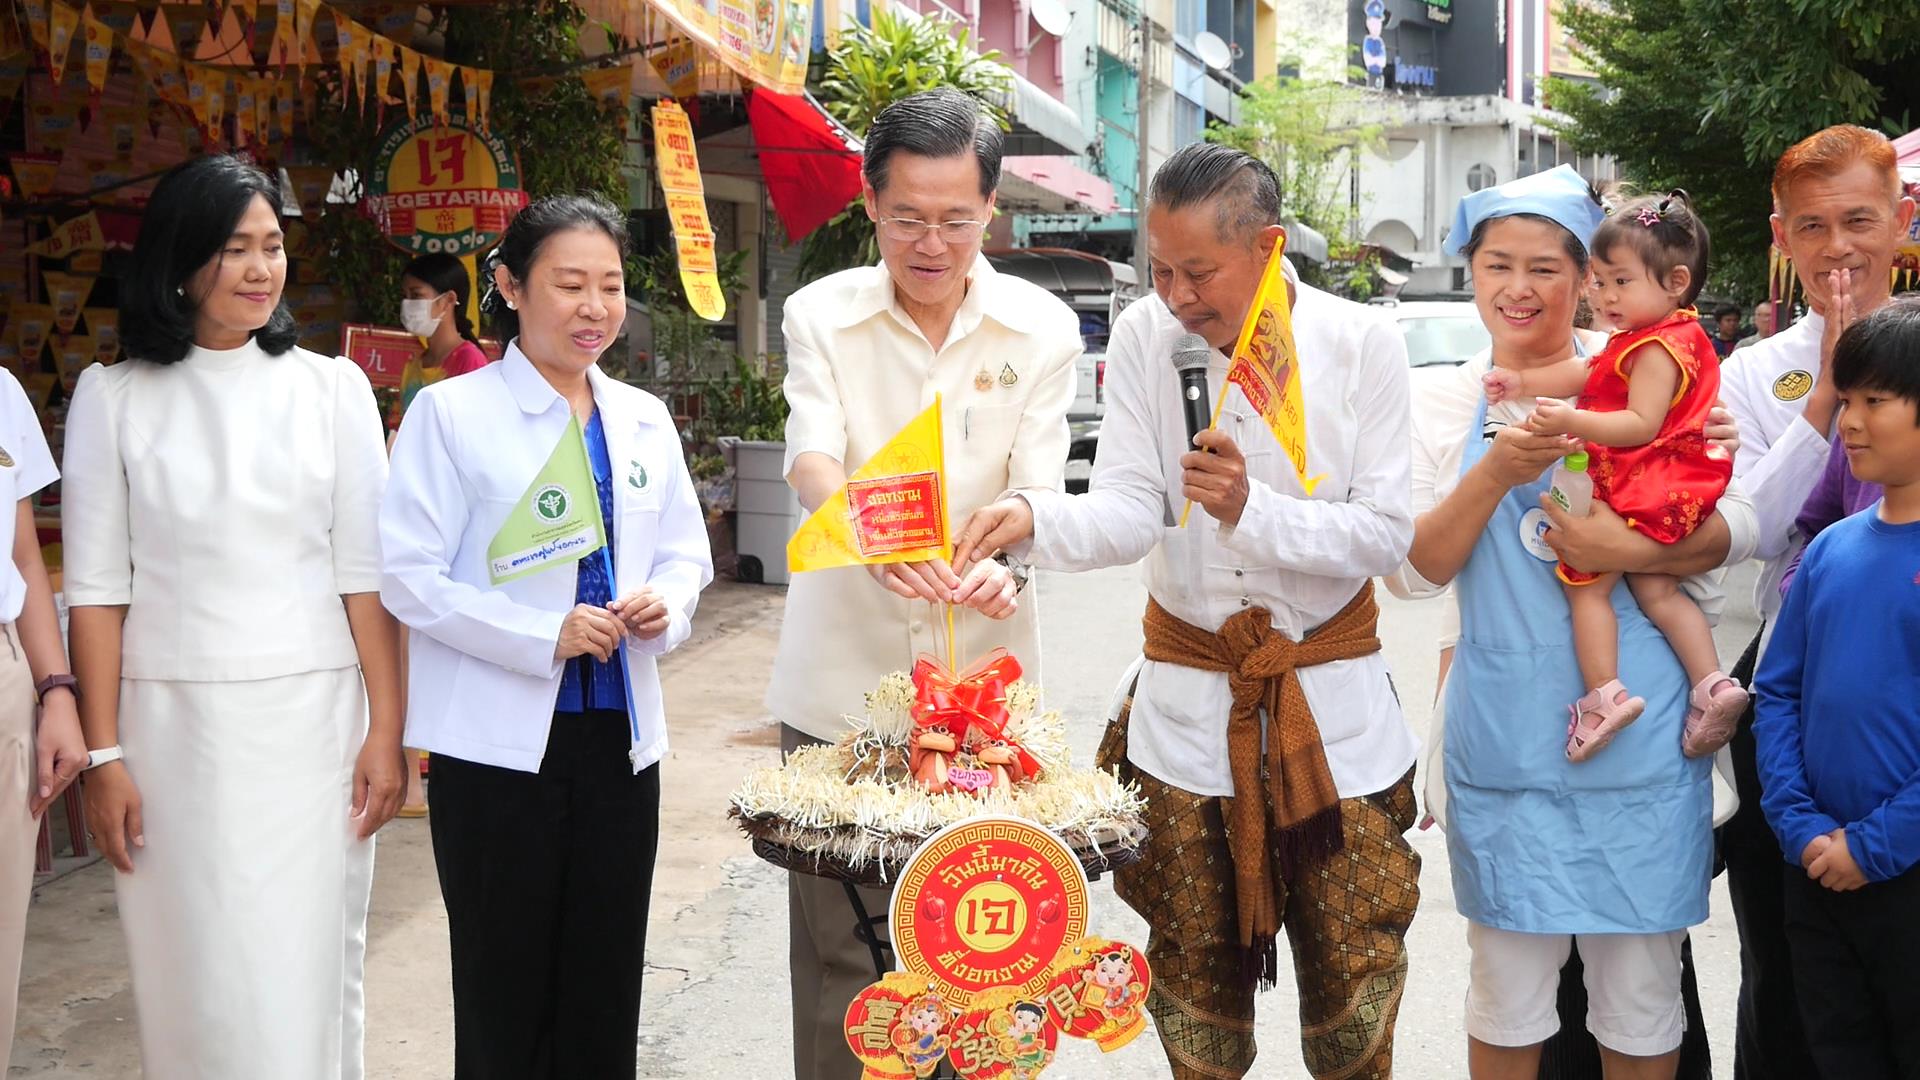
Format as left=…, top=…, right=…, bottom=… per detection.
left=380, top=343, right=713, bottom=774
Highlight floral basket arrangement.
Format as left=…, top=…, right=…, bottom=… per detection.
left=729, top=650, right=1147, bottom=886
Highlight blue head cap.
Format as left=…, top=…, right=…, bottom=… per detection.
left=1443, top=164, right=1605, bottom=259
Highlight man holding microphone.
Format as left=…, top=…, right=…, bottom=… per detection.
left=955, top=143, right=1419, bottom=1080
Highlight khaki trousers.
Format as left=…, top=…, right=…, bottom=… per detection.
left=0, top=625, right=39, bottom=1049
left=781, top=724, right=894, bottom=1080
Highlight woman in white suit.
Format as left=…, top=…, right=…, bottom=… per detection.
left=380, top=194, right=712, bottom=1079
left=64, top=153, right=405, bottom=1078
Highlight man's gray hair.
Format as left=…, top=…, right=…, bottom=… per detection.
left=1149, top=143, right=1282, bottom=243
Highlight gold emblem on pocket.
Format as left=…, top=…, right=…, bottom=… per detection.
left=0, top=446, right=13, bottom=468
left=1773, top=370, right=1813, bottom=401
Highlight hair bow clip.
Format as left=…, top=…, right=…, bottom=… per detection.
left=1635, top=206, right=1662, bottom=227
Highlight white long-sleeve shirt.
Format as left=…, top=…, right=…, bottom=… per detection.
left=380, top=345, right=713, bottom=773
left=1719, top=312, right=1830, bottom=630
left=1024, top=264, right=1418, bottom=799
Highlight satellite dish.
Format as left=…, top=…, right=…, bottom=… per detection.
left=1194, top=31, right=1233, bottom=72
left=1030, top=0, right=1072, bottom=37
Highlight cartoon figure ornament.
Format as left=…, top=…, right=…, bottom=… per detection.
left=895, top=991, right=956, bottom=1077
left=946, top=986, right=1059, bottom=1080
left=845, top=972, right=953, bottom=1080
left=1046, top=936, right=1152, bottom=1052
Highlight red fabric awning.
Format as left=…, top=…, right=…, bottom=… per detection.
left=747, top=89, right=863, bottom=242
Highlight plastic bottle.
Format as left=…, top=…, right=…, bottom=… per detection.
left=1547, top=452, right=1593, bottom=517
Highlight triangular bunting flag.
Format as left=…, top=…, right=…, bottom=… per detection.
left=474, top=67, right=491, bottom=131
left=275, top=71, right=295, bottom=141
left=459, top=63, right=475, bottom=121
left=581, top=63, right=628, bottom=109
left=424, top=55, right=452, bottom=126
left=192, top=4, right=243, bottom=62
left=144, top=5, right=173, bottom=54
left=233, top=74, right=256, bottom=144
left=787, top=400, right=951, bottom=574
left=47, top=1, right=79, bottom=84
left=19, top=0, right=49, bottom=54
left=233, top=0, right=260, bottom=46
left=268, top=0, right=293, bottom=66
left=397, top=43, right=419, bottom=120
left=294, top=0, right=320, bottom=70
left=81, top=6, right=112, bottom=102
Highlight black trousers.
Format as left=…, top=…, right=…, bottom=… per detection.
left=1718, top=627, right=1818, bottom=1079
left=428, top=710, right=662, bottom=1080
left=1541, top=938, right=1712, bottom=1078
left=1782, top=863, right=1920, bottom=1079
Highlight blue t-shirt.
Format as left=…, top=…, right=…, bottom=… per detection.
left=1754, top=506, right=1920, bottom=881
left=554, top=409, right=627, bottom=715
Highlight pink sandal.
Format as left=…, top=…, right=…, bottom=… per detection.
left=1682, top=672, right=1749, bottom=758
left=1566, top=679, right=1645, bottom=762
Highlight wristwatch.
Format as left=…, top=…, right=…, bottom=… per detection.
left=34, top=673, right=77, bottom=704
left=84, top=746, right=123, bottom=771
left=993, top=553, right=1033, bottom=595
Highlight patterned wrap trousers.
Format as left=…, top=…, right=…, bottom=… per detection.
left=1099, top=693, right=1420, bottom=1079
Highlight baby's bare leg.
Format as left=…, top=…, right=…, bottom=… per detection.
left=1627, top=572, right=1720, bottom=685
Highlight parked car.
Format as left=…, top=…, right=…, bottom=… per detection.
left=1370, top=298, right=1491, bottom=369
left=985, top=248, right=1142, bottom=492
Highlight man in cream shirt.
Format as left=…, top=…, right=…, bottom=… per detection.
left=768, top=88, right=1081, bottom=1080
left=957, top=144, right=1418, bottom=1080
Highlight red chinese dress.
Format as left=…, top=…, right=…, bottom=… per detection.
left=1563, top=308, right=1733, bottom=585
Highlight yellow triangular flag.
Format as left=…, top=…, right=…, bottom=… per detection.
left=397, top=43, right=420, bottom=119
left=47, top=0, right=78, bottom=83
left=788, top=399, right=950, bottom=574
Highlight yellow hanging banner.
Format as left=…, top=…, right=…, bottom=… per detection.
left=788, top=400, right=950, bottom=574
left=650, top=98, right=724, bottom=321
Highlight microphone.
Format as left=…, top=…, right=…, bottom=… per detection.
left=1171, top=332, right=1214, bottom=451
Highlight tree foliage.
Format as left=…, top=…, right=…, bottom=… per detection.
left=797, top=9, right=1013, bottom=283
left=1549, top=0, right=1920, bottom=299
left=1205, top=68, right=1383, bottom=295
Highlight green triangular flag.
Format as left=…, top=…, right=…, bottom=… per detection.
left=487, top=416, right=606, bottom=585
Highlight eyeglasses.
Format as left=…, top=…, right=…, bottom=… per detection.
left=875, top=216, right=988, bottom=244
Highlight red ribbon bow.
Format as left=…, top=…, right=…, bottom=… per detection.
left=910, top=648, right=1041, bottom=780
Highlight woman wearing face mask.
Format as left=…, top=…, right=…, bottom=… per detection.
left=391, top=254, right=489, bottom=817
left=380, top=194, right=711, bottom=1078
left=63, top=153, right=402, bottom=1077
left=395, top=253, right=490, bottom=428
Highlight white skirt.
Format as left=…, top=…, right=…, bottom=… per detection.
left=114, top=668, right=374, bottom=1080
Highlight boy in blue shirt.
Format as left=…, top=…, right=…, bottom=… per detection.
left=1754, top=297, right=1920, bottom=1079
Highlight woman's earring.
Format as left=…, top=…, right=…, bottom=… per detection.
left=505, top=299, right=517, bottom=311
left=176, top=286, right=184, bottom=296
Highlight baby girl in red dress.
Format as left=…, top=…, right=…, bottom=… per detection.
left=1485, top=191, right=1747, bottom=763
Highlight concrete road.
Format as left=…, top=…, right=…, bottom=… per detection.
left=10, top=565, right=1763, bottom=1078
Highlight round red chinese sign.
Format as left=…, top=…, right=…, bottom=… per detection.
left=890, top=817, right=1091, bottom=1008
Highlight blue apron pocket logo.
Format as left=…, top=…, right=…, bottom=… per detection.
left=1518, top=507, right=1557, bottom=562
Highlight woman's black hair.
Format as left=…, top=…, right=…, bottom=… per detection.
left=479, top=194, right=629, bottom=342
left=1832, top=296, right=1920, bottom=423
left=119, top=154, right=298, bottom=365
left=402, top=252, right=479, bottom=345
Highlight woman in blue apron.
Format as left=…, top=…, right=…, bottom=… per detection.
left=1391, top=167, right=1758, bottom=1079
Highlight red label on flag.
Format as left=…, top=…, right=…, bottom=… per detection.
left=847, top=472, right=945, bottom=559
